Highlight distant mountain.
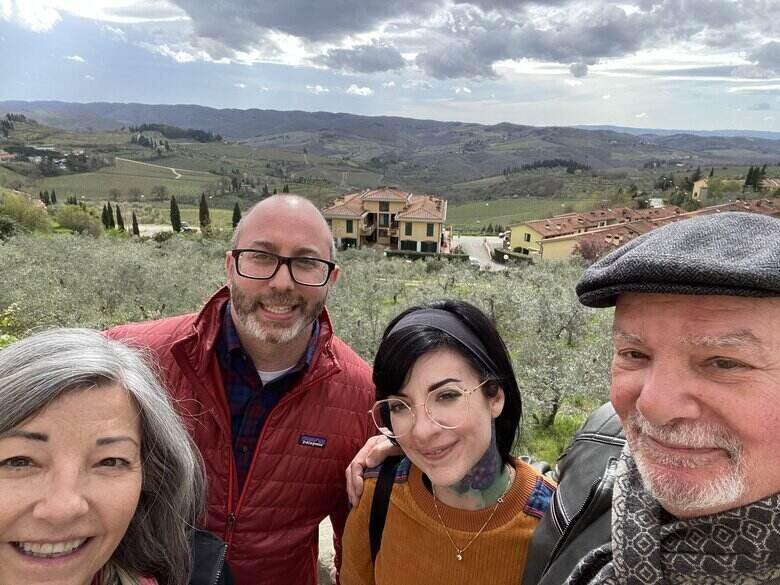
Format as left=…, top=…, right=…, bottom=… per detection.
left=575, top=124, right=780, bottom=141
left=2, top=101, right=779, bottom=190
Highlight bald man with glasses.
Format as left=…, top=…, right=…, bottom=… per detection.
left=108, top=195, right=375, bottom=585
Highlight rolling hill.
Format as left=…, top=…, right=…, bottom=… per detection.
left=2, top=101, right=779, bottom=190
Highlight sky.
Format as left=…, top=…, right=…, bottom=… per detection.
left=1, top=0, right=779, bottom=131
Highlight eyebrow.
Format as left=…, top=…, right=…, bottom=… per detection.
left=96, top=436, right=140, bottom=447
left=0, top=430, right=139, bottom=448
left=244, top=241, right=323, bottom=257
left=612, top=330, right=643, bottom=345
left=683, top=330, right=763, bottom=348
left=613, top=329, right=764, bottom=350
left=0, top=430, right=48, bottom=442
left=394, top=378, right=462, bottom=398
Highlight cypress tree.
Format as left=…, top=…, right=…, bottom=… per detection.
left=232, top=202, right=242, bottom=228
left=116, top=206, right=125, bottom=232
left=199, top=193, right=211, bottom=229
left=282, top=183, right=289, bottom=193
left=101, top=204, right=109, bottom=229
left=106, top=202, right=116, bottom=229
left=709, top=167, right=714, bottom=178
left=744, top=166, right=755, bottom=189
left=170, top=196, right=182, bottom=232
left=131, top=211, right=140, bottom=237
left=51, top=189, right=57, bottom=204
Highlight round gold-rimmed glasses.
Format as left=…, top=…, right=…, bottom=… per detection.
left=370, top=379, right=492, bottom=439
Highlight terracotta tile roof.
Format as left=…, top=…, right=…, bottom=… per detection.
left=519, top=206, right=683, bottom=238
left=360, top=187, right=411, bottom=202
left=524, top=216, right=582, bottom=238
left=541, top=197, right=780, bottom=258
left=655, top=198, right=780, bottom=225
left=395, top=195, right=447, bottom=221
left=322, top=192, right=365, bottom=218
left=323, top=189, right=447, bottom=222
left=543, top=220, right=653, bottom=245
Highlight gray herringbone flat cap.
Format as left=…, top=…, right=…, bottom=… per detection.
left=576, top=211, right=780, bottom=308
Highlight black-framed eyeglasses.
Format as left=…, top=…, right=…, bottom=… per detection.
left=231, top=249, right=336, bottom=287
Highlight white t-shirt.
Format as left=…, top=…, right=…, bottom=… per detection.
left=257, top=367, right=295, bottom=385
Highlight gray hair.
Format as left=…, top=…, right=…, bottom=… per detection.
left=231, top=196, right=338, bottom=260
left=0, top=329, right=205, bottom=585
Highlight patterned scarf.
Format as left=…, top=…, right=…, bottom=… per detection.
left=566, top=446, right=780, bottom=585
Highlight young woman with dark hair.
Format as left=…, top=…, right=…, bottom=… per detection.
left=341, top=299, right=554, bottom=585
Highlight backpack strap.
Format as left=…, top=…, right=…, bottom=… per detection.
left=368, top=455, right=403, bottom=564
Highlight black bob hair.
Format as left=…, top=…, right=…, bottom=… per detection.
left=372, top=299, right=522, bottom=466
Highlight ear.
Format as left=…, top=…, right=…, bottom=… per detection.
left=490, top=387, right=505, bottom=418
left=225, top=251, right=236, bottom=284
left=328, top=264, right=341, bottom=287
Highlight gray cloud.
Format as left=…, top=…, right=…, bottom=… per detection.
left=748, top=102, right=771, bottom=110
left=570, top=62, right=588, bottom=77
left=454, top=0, right=570, bottom=9
left=154, top=0, right=780, bottom=83
left=749, top=41, right=780, bottom=75
left=416, top=41, right=500, bottom=79
left=318, top=43, right=406, bottom=73
left=168, top=0, right=439, bottom=43
left=415, top=5, right=648, bottom=78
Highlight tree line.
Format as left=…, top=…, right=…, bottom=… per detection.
left=502, top=158, right=591, bottom=176
left=128, top=124, right=222, bottom=143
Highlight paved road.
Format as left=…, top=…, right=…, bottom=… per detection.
left=455, top=235, right=506, bottom=271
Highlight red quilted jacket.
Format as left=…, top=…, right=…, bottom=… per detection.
left=107, top=288, right=375, bottom=585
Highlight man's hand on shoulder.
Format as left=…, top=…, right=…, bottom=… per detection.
left=346, top=435, right=402, bottom=507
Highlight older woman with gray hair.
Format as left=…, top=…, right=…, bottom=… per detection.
left=0, top=328, right=232, bottom=585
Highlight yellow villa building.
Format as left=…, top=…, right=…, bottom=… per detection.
left=322, top=187, right=448, bottom=253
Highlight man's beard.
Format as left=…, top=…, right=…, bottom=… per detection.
left=230, top=285, right=326, bottom=345
left=626, top=411, right=746, bottom=515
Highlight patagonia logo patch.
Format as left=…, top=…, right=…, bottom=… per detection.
left=298, top=434, right=327, bottom=449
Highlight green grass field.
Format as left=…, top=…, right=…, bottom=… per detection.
left=35, top=159, right=222, bottom=201
left=446, top=197, right=604, bottom=230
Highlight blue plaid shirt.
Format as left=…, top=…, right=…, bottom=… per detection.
left=216, top=302, right=320, bottom=491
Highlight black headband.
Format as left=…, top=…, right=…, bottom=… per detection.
left=386, top=308, right=499, bottom=378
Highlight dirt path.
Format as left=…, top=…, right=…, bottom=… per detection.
left=114, top=157, right=213, bottom=180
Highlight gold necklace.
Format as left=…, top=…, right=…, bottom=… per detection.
left=432, top=465, right=515, bottom=561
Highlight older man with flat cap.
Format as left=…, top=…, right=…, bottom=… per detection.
left=523, top=211, right=780, bottom=585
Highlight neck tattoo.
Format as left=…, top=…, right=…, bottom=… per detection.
left=443, top=425, right=506, bottom=509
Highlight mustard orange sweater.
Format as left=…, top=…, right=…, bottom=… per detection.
left=341, top=459, right=555, bottom=585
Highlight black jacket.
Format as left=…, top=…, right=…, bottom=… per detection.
left=522, top=403, right=625, bottom=585
left=191, top=530, right=233, bottom=585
